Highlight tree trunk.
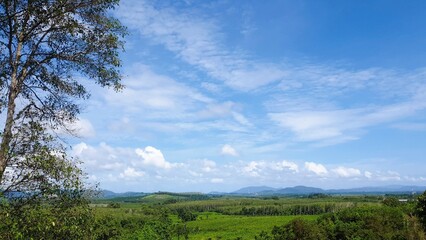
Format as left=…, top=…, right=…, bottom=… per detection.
left=0, top=72, right=19, bottom=182
left=0, top=75, right=19, bottom=183
left=0, top=30, right=23, bottom=184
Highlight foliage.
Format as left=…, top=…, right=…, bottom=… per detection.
left=256, top=205, right=425, bottom=240
left=108, top=202, right=121, bottom=208
left=416, top=191, right=426, bottom=231
left=86, top=195, right=426, bottom=239
left=0, top=194, right=95, bottom=240
left=0, top=0, right=125, bottom=194
left=92, top=205, right=173, bottom=240
left=0, top=0, right=125, bottom=239
left=382, top=196, right=401, bottom=207
left=177, top=208, right=198, bottom=222
left=271, top=218, right=325, bottom=240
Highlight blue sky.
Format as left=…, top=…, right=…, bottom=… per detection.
left=70, top=0, right=426, bottom=192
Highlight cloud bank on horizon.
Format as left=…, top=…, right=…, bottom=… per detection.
left=70, top=0, right=426, bottom=192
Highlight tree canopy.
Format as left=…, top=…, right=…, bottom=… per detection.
left=0, top=0, right=125, bottom=238
left=0, top=0, right=125, bottom=197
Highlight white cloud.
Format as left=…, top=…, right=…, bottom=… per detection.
left=332, top=166, right=361, bottom=178
left=116, top=1, right=426, bottom=97
left=72, top=142, right=137, bottom=171
left=202, top=159, right=217, bottom=172
left=73, top=142, right=89, bottom=156
left=364, top=171, right=373, bottom=179
left=70, top=141, right=425, bottom=191
left=111, top=0, right=426, bottom=154
left=273, top=160, right=299, bottom=173
left=242, top=161, right=264, bottom=177
left=116, top=1, right=287, bottom=91
left=232, top=112, right=252, bottom=127
left=119, top=167, right=145, bottom=179
left=269, top=99, right=426, bottom=143
left=101, top=162, right=125, bottom=171
left=304, top=162, right=328, bottom=176
left=105, top=65, right=212, bottom=114
left=60, top=118, right=96, bottom=138
left=221, top=144, right=239, bottom=157
left=101, top=65, right=252, bottom=135
left=135, top=146, right=172, bottom=169
left=74, top=118, right=96, bottom=138
left=211, top=178, right=224, bottom=183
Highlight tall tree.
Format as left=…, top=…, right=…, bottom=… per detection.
left=0, top=0, right=125, bottom=195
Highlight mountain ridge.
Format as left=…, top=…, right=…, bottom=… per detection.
left=99, top=185, right=426, bottom=198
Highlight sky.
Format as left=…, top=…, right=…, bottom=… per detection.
left=69, top=0, right=426, bottom=193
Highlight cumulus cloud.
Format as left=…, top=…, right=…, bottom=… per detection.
left=221, top=144, right=239, bottom=157
left=135, top=146, right=172, bottom=169
left=73, top=142, right=89, bottom=156
left=304, top=162, right=328, bottom=176
left=332, top=166, right=361, bottom=178
left=242, top=161, right=264, bottom=177
left=364, top=171, right=373, bottom=179
left=60, top=118, right=96, bottom=138
left=273, top=160, right=299, bottom=172
left=119, top=167, right=145, bottom=179
left=71, top=142, right=422, bottom=192
left=73, top=118, right=96, bottom=138
left=202, top=159, right=217, bottom=172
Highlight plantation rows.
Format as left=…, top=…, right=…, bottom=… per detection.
left=164, top=196, right=380, bottom=216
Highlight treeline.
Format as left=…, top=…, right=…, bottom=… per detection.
left=239, top=203, right=353, bottom=216
left=255, top=205, right=425, bottom=240
left=169, top=202, right=360, bottom=216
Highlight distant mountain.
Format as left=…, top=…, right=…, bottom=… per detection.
left=99, top=190, right=147, bottom=199
left=208, top=191, right=228, bottom=195
left=232, top=186, right=277, bottom=194
left=276, top=186, right=325, bottom=194
left=99, top=185, right=426, bottom=198
left=328, top=185, right=426, bottom=194
left=231, top=185, right=324, bottom=196
left=228, top=185, right=426, bottom=196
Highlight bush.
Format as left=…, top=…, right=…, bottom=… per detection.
left=0, top=197, right=94, bottom=240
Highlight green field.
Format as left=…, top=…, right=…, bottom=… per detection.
left=183, top=212, right=318, bottom=239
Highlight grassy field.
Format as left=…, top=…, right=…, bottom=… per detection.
left=183, top=212, right=318, bottom=240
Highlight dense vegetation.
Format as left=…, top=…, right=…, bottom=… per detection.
left=3, top=191, right=425, bottom=239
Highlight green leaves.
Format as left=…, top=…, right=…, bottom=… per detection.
left=0, top=1, right=126, bottom=238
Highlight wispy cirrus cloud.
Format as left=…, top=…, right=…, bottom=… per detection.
left=115, top=1, right=426, bottom=147
left=99, top=64, right=253, bottom=137
left=269, top=96, right=426, bottom=144
left=116, top=1, right=288, bottom=91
